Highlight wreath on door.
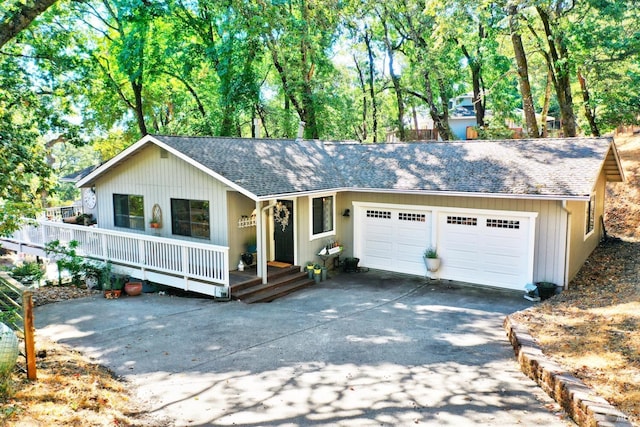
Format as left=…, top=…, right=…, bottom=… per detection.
left=274, top=202, right=290, bottom=232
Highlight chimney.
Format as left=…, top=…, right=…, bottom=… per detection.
left=296, top=121, right=306, bottom=141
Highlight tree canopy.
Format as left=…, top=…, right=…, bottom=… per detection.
left=0, top=0, right=639, bottom=232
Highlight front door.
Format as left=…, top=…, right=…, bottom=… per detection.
left=274, top=200, right=294, bottom=264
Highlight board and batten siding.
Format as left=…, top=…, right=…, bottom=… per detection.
left=565, top=170, right=607, bottom=282
left=94, top=145, right=229, bottom=246
left=332, top=192, right=567, bottom=286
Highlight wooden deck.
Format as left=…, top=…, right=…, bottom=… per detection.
left=230, top=265, right=315, bottom=303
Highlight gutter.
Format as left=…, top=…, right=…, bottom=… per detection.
left=561, top=200, right=572, bottom=289
left=254, top=187, right=592, bottom=202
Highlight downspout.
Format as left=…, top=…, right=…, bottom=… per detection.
left=258, top=201, right=277, bottom=285
left=561, top=201, right=571, bottom=289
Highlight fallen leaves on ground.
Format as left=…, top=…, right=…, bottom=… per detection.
left=2, top=339, right=161, bottom=426
left=514, top=132, right=640, bottom=426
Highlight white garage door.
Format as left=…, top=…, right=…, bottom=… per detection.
left=437, top=211, right=534, bottom=290
left=355, top=206, right=431, bottom=276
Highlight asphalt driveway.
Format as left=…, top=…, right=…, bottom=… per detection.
left=35, top=271, right=572, bottom=426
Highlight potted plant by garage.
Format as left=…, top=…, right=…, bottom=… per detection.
left=424, top=247, right=441, bottom=272
left=313, top=264, right=322, bottom=283
left=306, top=262, right=314, bottom=279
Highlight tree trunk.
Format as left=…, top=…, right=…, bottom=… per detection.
left=131, top=80, right=147, bottom=136
left=509, top=5, right=539, bottom=138
left=381, top=15, right=404, bottom=141
left=0, top=0, right=59, bottom=48
left=353, top=55, right=367, bottom=142
left=540, top=69, right=553, bottom=137
left=364, top=30, right=378, bottom=143
left=578, top=69, right=600, bottom=136
left=423, top=69, right=453, bottom=140
left=536, top=6, right=577, bottom=137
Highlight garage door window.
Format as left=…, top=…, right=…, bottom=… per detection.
left=311, top=195, right=334, bottom=238
left=398, top=212, right=426, bottom=222
left=486, top=219, right=520, bottom=229
left=366, top=210, right=391, bottom=219
left=447, top=216, right=477, bottom=226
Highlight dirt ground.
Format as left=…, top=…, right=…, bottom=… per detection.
left=1, top=132, right=640, bottom=426
left=513, top=132, right=640, bottom=426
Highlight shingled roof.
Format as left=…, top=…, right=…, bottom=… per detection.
left=78, top=135, right=623, bottom=201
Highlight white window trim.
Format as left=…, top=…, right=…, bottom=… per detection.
left=309, top=192, right=336, bottom=240
left=584, top=192, right=596, bottom=239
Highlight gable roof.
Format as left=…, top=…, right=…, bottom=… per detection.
left=77, top=134, right=624, bottom=201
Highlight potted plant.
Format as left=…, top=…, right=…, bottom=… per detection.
left=536, top=281, right=557, bottom=300
left=149, top=214, right=161, bottom=228
left=104, top=273, right=124, bottom=299
left=306, top=262, right=314, bottom=279
left=124, top=278, right=143, bottom=296
left=313, top=264, right=322, bottom=283
left=424, top=247, right=441, bottom=272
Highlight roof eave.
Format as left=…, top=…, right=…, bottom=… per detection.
left=256, top=187, right=591, bottom=202
left=76, top=135, right=260, bottom=202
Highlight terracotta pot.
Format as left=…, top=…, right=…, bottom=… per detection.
left=104, top=290, right=122, bottom=299
left=125, top=281, right=143, bottom=296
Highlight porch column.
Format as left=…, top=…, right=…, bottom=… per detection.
left=255, top=200, right=264, bottom=280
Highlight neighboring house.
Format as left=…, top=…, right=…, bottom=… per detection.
left=71, top=134, right=623, bottom=293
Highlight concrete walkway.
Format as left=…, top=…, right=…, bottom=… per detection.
left=35, top=271, right=573, bottom=426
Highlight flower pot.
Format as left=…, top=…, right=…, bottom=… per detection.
left=306, top=266, right=314, bottom=279
left=104, top=290, right=122, bottom=299
left=241, top=252, right=254, bottom=266
left=124, top=281, right=143, bottom=296
left=343, top=257, right=360, bottom=273
left=536, top=282, right=557, bottom=300
left=314, top=269, right=322, bottom=284
left=321, top=266, right=328, bottom=281
left=425, top=257, right=441, bottom=272
left=150, top=223, right=160, bottom=229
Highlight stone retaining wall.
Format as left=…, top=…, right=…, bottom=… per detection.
left=504, top=315, right=632, bottom=427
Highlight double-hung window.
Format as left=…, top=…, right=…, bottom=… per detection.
left=311, top=194, right=335, bottom=238
left=171, top=199, right=210, bottom=239
left=113, top=194, right=144, bottom=230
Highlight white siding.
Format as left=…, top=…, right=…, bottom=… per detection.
left=94, top=145, right=230, bottom=246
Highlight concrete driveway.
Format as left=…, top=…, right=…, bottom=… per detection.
left=35, top=271, right=571, bottom=426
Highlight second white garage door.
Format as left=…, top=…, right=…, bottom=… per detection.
left=437, top=211, right=536, bottom=290
left=354, top=205, right=431, bottom=276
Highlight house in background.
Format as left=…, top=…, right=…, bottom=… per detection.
left=388, top=92, right=559, bottom=141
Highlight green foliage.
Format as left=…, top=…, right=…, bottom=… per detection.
left=424, top=247, right=438, bottom=259
left=45, top=240, right=84, bottom=286
left=9, top=262, right=44, bottom=284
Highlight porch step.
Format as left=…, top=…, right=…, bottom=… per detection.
left=232, top=267, right=315, bottom=303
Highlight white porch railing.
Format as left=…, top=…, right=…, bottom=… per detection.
left=2, top=220, right=229, bottom=294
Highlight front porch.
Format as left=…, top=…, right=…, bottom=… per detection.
left=1, top=220, right=230, bottom=298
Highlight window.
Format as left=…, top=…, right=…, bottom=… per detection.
left=312, top=195, right=334, bottom=237
left=486, top=219, right=520, bottom=229
left=398, top=212, right=426, bottom=222
left=171, top=199, right=210, bottom=239
left=585, top=194, right=596, bottom=235
left=366, top=210, right=391, bottom=219
left=113, top=194, right=144, bottom=230
left=447, top=216, right=477, bottom=226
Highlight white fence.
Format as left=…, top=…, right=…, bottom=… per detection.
left=2, top=220, right=229, bottom=295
